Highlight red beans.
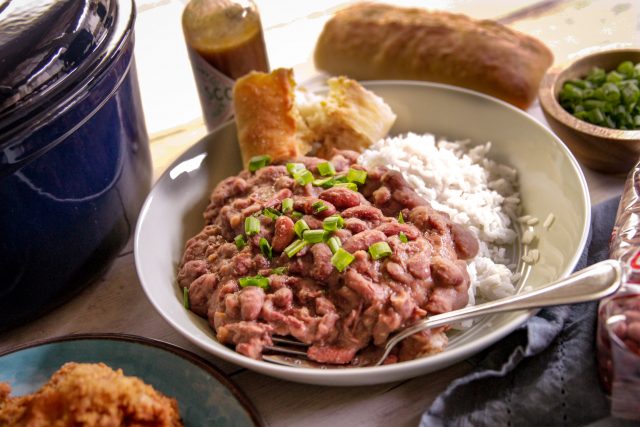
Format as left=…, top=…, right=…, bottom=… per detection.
left=319, top=186, right=361, bottom=209
left=294, top=196, right=337, bottom=218
left=450, top=222, right=480, bottom=260
left=180, top=151, right=482, bottom=364
left=341, top=205, right=384, bottom=222
left=271, top=216, right=295, bottom=252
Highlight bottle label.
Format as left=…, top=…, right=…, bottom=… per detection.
left=630, top=249, right=640, bottom=272
left=187, top=46, right=235, bottom=131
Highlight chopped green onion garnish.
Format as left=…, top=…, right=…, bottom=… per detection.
left=312, top=200, right=328, bottom=213
left=183, top=286, right=190, bottom=309
left=234, top=234, right=247, bottom=250
left=291, top=211, right=303, bottom=219
left=287, top=162, right=314, bottom=186
left=347, top=168, right=367, bottom=184
left=281, top=198, right=293, bottom=213
left=369, top=241, right=392, bottom=260
left=284, top=239, right=307, bottom=258
left=318, top=161, right=336, bottom=176
left=248, top=155, right=271, bottom=172
left=327, top=236, right=341, bottom=254
left=618, top=60, right=635, bottom=77
left=263, top=207, right=281, bottom=220
left=259, top=237, right=272, bottom=259
left=271, top=266, right=288, bottom=275
left=331, top=248, right=355, bottom=272
left=334, top=182, right=358, bottom=192
left=303, top=229, right=327, bottom=244
left=244, top=216, right=260, bottom=236
left=294, top=219, right=310, bottom=238
left=294, top=169, right=314, bottom=186
left=558, top=60, right=640, bottom=130
left=398, top=232, right=408, bottom=243
left=313, top=177, right=334, bottom=187
left=398, top=212, right=405, bottom=224
left=606, top=71, right=623, bottom=83
left=286, top=162, right=305, bottom=175
left=323, top=215, right=344, bottom=231
left=238, top=274, right=269, bottom=289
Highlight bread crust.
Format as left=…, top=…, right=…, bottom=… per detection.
left=233, top=68, right=309, bottom=168
left=314, top=3, right=553, bottom=109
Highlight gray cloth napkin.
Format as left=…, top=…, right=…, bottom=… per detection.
left=420, top=196, right=638, bottom=427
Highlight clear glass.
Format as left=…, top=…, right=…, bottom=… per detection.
left=597, top=158, right=640, bottom=421
left=597, top=285, right=640, bottom=420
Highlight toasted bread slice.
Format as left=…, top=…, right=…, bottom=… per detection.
left=232, top=68, right=396, bottom=167
left=297, top=76, right=396, bottom=158
left=233, top=68, right=313, bottom=168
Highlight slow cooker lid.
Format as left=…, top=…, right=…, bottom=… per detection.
left=0, top=0, right=116, bottom=124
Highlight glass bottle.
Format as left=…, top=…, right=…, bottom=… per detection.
left=182, top=0, right=270, bottom=131
left=596, top=158, right=640, bottom=421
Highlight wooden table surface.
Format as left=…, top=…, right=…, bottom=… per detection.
left=0, top=1, right=636, bottom=426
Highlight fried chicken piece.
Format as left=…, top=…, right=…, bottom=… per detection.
left=0, top=362, right=183, bottom=427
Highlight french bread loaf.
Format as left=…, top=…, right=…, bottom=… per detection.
left=314, top=3, right=554, bottom=109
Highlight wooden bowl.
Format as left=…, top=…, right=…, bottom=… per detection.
left=539, top=48, right=640, bottom=175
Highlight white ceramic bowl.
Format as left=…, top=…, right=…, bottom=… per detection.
left=134, top=81, right=590, bottom=386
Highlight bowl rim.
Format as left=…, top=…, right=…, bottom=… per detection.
left=539, top=47, right=640, bottom=141
left=134, top=79, right=591, bottom=385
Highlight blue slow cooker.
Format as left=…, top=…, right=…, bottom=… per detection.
left=0, top=0, right=151, bottom=330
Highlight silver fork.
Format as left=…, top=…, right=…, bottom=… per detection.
left=262, top=259, right=623, bottom=368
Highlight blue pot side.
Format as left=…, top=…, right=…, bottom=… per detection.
left=0, top=40, right=152, bottom=330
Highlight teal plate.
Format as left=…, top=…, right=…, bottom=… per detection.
left=0, top=333, right=263, bottom=426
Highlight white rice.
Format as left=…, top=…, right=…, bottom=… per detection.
left=359, top=132, right=520, bottom=303
left=543, top=213, right=556, bottom=229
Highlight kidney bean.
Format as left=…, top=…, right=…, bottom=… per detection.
left=319, top=186, right=361, bottom=209
left=271, top=215, right=295, bottom=252
left=450, top=222, right=480, bottom=260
